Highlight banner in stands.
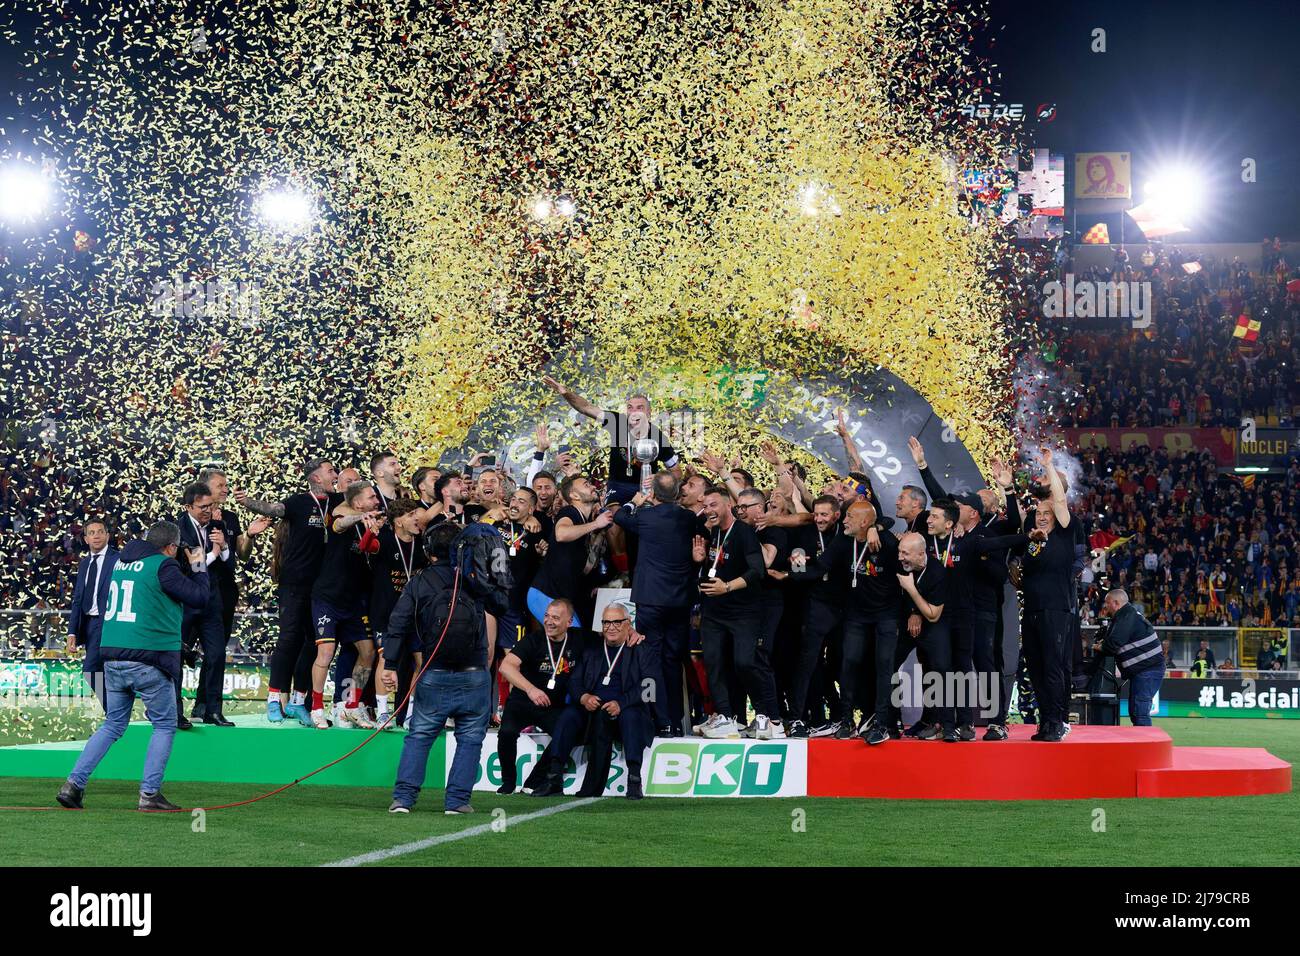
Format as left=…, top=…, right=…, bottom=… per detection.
left=1235, top=426, right=1299, bottom=472
left=1153, top=678, right=1300, bottom=718
left=449, top=732, right=809, bottom=797
left=1074, top=151, right=1132, bottom=201
left=1063, top=426, right=1236, bottom=466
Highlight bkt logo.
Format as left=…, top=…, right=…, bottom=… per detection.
left=646, top=742, right=789, bottom=796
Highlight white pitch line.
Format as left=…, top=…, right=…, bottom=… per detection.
left=322, top=797, right=602, bottom=867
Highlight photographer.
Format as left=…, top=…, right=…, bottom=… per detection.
left=1092, top=588, right=1164, bottom=726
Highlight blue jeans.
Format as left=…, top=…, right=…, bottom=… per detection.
left=69, top=660, right=178, bottom=794
left=393, top=669, right=490, bottom=810
left=1127, top=667, right=1164, bottom=726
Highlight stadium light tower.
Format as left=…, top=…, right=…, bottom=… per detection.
left=0, top=162, right=54, bottom=224
left=1143, top=166, right=1204, bottom=223
left=255, top=183, right=316, bottom=234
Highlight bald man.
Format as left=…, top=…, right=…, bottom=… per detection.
left=791, top=499, right=901, bottom=741
left=892, top=532, right=954, bottom=742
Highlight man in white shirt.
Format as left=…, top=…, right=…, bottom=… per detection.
left=65, top=519, right=119, bottom=711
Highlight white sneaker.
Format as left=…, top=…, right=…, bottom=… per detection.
left=310, top=708, right=330, bottom=730
left=757, top=716, right=786, bottom=740
left=344, top=706, right=376, bottom=729
left=375, top=711, right=392, bottom=729
left=739, top=715, right=764, bottom=738
left=700, top=714, right=741, bottom=739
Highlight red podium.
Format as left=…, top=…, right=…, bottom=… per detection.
left=806, top=725, right=1291, bottom=800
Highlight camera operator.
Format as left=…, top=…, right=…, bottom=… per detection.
left=1092, top=588, right=1164, bottom=726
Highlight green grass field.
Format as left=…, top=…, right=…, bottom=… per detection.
left=0, top=714, right=1295, bottom=867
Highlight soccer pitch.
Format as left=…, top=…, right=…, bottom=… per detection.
left=0, top=717, right=1295, bottom=867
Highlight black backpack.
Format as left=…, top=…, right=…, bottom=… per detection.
left=415, top=566, right=482, bottom=667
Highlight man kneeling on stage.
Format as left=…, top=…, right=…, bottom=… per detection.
left=530, top=602, right=651, bottom=800
left=496, top=598, right=582, bottom=794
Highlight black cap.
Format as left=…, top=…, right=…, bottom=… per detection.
left=954, top=492, right=984, bottom=511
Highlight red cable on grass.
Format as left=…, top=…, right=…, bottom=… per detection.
left=0, top=567, right=464, bottom=814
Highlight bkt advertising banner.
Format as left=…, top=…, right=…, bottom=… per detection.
left=447, top=733, right=809, bottom=797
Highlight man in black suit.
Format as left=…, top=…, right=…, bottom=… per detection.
left=65, top=518, right=119, bottom=711
left=612, top=472, right=700, bottom=737
left=176, top=481, right=233, bottom=727
left=199, top=466, right=271, bottom=654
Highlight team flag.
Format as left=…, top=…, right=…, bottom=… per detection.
left=1233, top=313, right=1261, bottom=342
left=1081, top=222, right=1109, bottom=244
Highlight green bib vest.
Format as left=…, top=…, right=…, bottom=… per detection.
left=99, top=553, right=183, bottom=653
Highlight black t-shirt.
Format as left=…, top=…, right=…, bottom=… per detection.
left=1022, top=525, right=1077, bottom=612
left=806, top=530, right=901, bottom=616
left=507, top=628, right=582, bottom=703
left=757, top=526, right=790, bottom=605
left=312, top=510, right=374, bottom=610
left=278, top=492, right=341, bottom=589
left=532, top=509, right=555, bottom=542
left=601, top=410, right=679, bottom=485
left=531, top=505, right=594, bottom=604
left=369, top=528, right=428, bottom=633
left=698, top=519, right=765, bottom=617
left=899, top=559, right=950, bottom=630
left=498, top=519, right=545, bottom=614
left=792, top=524, right=846, bottom=604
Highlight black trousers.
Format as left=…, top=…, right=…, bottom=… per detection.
left=634, top=603, right=691, bottom=732
left=970, top=610, right=1011, bottom=724
left=180, top=590, right=226, bottom=717
left=893, top=621, right=953, bottom=731
left=547, top=704, right=653, bottom=793
left=269, top=585, right=316, bottom=694
left=498, top=695, right=563, bottom=789
left=948, top=618, right=977, bottom=726
left=840, top=611, right=899, bottom=725
left=700, top=611, right=779, bottom=719
left=1023, top=608, right=1074, bottom=727
left=790, top=600, right=842, bottom=721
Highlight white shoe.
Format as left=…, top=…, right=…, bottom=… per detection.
left=739, top=715, right=763, bottom=738
left=700, top=714, right=741, bottom=739
left=344, top=706, right=376, bottom=729
left=375, top=711, right=392, bottom=729
left=310, top=708, right=330, bottom=730
left=757, top=716, right=786, bottom=740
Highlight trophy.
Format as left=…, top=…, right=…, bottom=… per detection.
left=633, top=437, right=660, bottom=491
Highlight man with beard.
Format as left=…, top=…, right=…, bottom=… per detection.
left=791, top=500, right=899, bottom=740
left=680, top=473, right=711, bottom=519
left=693, top=486, right=783, bottom=739
left=734, top=487, right=791, bottom=722
left=483, top=487, right=547, bottom=653
left=528, top=474, right=613, bottom=629
left=310, top=481, right=384, bottom=730
left=890, top=532, right=952, bottom=742
left=496, top=598, right=583, bottom=794
left=785, top=495, right=846, bottom=737
left=370, top=498, right=428, bottom=727
left=411, top=466, right=441, bottom=512
left=428, top=472, right=472, bottom=526
left=908, top=437, right=1021, bottom=740
left=542, top=378, right=681, bottom=504
left=369, top=450, right=406, bottom=511
left=235, top=458, right=340, bottom=726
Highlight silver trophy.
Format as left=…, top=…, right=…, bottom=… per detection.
left=633, top=436, right=660, bottom=490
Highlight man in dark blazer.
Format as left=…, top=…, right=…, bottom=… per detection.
left=176, top=481, right=233, bottom=727
left=612, top=471, right=699, bottom=737
left=65, top=518, right=119, bottom=711
left=530, top=601, right=652, bottom=800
